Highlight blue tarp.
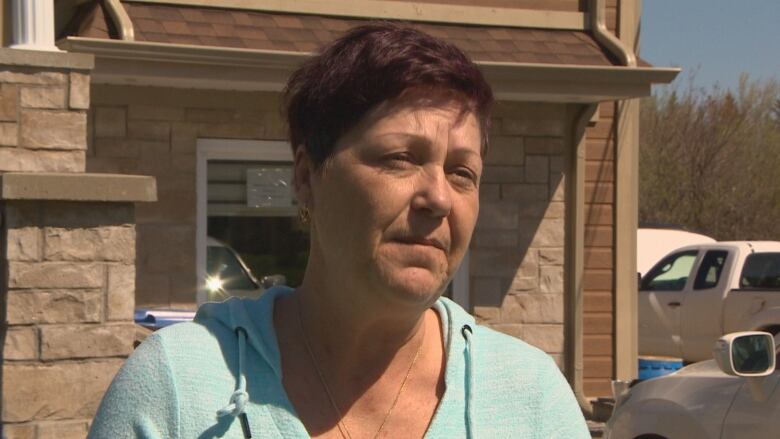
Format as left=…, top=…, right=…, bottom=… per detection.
left=134, top=308, right=196, bottom=330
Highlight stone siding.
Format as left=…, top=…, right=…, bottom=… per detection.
left=0, top=51, right=146, bottom=438
left=2, top=201, right=136, bottom=436
left=471, top=102, right=568, bottom=365
left=89, top=85, right=286, bottom=307
left=0, top=65, right=89, bottom=173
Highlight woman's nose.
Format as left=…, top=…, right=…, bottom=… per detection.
left=411, top=168, right=452, bottom=217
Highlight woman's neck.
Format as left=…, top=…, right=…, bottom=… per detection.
left=292, top=278, right=429, bottom=376
left=273, top=276, right=445, bottom=439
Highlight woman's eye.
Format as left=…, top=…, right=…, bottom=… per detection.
left=384, top=153, right=415, bottom=167
left=449, top=168, right=478, bottom=186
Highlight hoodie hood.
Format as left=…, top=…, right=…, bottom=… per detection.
left=196, top=287, right=289, bottom=378
left=194, top=285, right=479, bottom=438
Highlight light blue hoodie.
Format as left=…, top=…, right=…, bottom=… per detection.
left=89, top=287, right=589, bottom=438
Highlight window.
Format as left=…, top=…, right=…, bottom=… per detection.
left=740, top=252, right=780, bottom=289
left=206, top=245, right=259, bottom=291
left=693, top=250, right=729, bottom=290
left=641, top=250, right=698, bottom=291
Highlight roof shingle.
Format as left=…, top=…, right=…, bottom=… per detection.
left=63, top=1, right=621, bottom=66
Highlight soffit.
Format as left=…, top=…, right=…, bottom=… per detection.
left=62, top=1, right=621, bottom=67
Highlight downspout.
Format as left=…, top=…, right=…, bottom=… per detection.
left=569, top=0, right=639, bottom=420
left=589, top=0, right=636, bottom=67
left=566, top=103, right=598, bottom=419
left=104, top=0, right=135, bottom=41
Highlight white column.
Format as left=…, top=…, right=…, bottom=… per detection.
left=10, top=0, right=61, bottom=51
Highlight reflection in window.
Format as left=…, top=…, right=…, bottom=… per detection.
left=206, top=246, right=258, bottom=291
left=641, top=250, right=698, bottom=291
left=208, top=216, right=309, bottom=288
left=694, top=250, right=729, bottom=290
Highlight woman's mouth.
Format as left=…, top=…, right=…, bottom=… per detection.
left=395, top=236, right=448, bottom=252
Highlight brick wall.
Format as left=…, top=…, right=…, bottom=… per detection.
left=88, top=85, right=286, bottom=307
left=471, top=101, right=568, bottom=365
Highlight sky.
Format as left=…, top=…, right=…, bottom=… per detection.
left=641, top=0, right=780, bottom=92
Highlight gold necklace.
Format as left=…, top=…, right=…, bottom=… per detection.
left=296, top=296, right=426, bottom=439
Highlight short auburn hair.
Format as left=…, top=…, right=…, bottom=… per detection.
left=284, top=22, right=494, bottom=166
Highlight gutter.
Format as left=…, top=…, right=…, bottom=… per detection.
left=58, top=37, right=309, bottom=68
left=58, top=37, right=678, bottom=82
left=479, top=61, right=678, bottom=85
left=58, top=37, right=677, bottom=102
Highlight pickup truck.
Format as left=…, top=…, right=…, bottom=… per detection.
left=639, top=241, right=780, bottom=362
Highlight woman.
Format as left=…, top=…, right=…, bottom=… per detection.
left=89, top=23, right=588, bottom=439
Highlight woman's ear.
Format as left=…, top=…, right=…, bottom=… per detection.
left=292, top=146, right=314, bottom=207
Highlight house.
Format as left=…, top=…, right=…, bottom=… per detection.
left=0, top=0, right=677, bottom=435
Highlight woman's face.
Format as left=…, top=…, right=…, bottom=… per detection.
left=298, top=96, right=482, bottom=307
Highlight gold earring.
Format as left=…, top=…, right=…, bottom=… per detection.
left=298, top=206, right=311, bottom=225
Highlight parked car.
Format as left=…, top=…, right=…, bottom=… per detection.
left=606, top=331, right=778, bottom=439
left=205, top=236, right=266, bottom=299
left=134, top=238, right=278, bottom=344
left=637, top=227, right=715, bottom=277
left=639, top=241, right=780, bottom=362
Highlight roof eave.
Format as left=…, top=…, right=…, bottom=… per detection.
left=59, top=37, right=681, bottom=103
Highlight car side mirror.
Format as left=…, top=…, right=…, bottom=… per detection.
left=713, top=331, right=775, bottom=377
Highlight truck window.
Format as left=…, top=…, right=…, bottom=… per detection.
left=641, top=250, right=698, bottom=291
left=740, top=252, right=780, bottom=289
left=693, top=250, right=729, bottom=290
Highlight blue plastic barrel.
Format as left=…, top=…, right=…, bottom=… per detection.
left=638, top=357, right=683, bottom=380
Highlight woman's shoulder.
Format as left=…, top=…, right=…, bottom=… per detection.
left=471, top=323, right=560, bottom=374
left=150, top=319, right=228, bottom=351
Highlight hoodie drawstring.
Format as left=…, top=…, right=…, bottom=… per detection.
left=217, top=327, right=252, bottom=438
left=461, top=324, right=474, bottom=439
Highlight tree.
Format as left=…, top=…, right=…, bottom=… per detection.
left=639, top=75, right=780, bottom=240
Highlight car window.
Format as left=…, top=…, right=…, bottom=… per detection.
left=740, top=252, right=780, bottom=289
left=641, top=250, right=699, bottom=291
left=693, top=250, right=729, bottom=290
left=207, top=246, right=259, bottom=291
